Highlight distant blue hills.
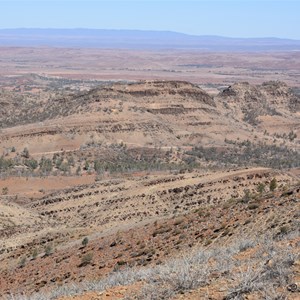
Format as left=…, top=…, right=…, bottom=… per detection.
left=0, top=28, right=300, bottom=51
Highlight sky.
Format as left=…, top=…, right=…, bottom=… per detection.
left=0, top=0, right=299, bottom=39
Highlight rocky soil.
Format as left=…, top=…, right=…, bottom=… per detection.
left=0, top=79, right=299, bottom=299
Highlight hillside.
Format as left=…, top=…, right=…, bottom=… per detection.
left=0, top=79, right=299, bottom=300
left=1, top=79, right=299, bottom=143
left=0, top=171, right=299, bottom=299
left=216, top=81, right=300, bottom=125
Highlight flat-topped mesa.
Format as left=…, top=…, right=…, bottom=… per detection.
left=100, top=80, right=216, bottom=107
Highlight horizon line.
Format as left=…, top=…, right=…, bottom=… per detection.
left=0, top=27, right=299, bottom=41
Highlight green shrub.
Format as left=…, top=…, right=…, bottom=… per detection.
left=22, top=147, right=30, bottom=158
left=257, top=183, right=265, bottom=194
left=279, top=225, right=289, bottom=235
left=32, top=248, right=38, bottom=260
left=24, top=158, right=38, bottom=170
left=82, top=237, right=89, bottom=247
left=39, top=157, right=53, bottom=173
left=44, top=245, right=53, bottom=257
left=248, top=203, right=259, bottom=210
left=19, top=257, right=26, bottom=268
left=79, top=252, right=93, bottom=267
left=2, top=187, right=8, bottom=195
left=269, top=178, right=277, bottom=192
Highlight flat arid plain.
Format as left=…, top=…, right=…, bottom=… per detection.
left=1, top=48, right=300, bottom=86
left=0, top=47, right=299, bottom=300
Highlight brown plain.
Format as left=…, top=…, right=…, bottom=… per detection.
left=0, top=48, right=299, bottom=86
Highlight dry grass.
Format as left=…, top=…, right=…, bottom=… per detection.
left=6, top=231, right=299, bottom=300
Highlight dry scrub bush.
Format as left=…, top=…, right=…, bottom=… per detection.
left=237, top=239, right=256, bottom=252
left=7, top=233, right=298, bottom=300
left=131, top=248, right=224, bottom=300
left=225, top=235, right=298, bottom=300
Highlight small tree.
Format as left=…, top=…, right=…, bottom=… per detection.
left=257, top=183, right=265, bottom=194
left=59, top=162, right=70, bottom=174
left=84, top=160, right=90, bottom=171
left=269, top=178, right=277, bottom=192
left=288, top=130, right=297, bottom=141
left=82, top=237, right=89, bottom=247
left=67, top=156, right=75, bottom=167
left=24, top=158, right=38, bottom=170
left=44, top=245, right=53, bottom=257
left=19, top=257, right=26, bottom=268
left=242, top=189, right=251, bottom=203
left=2, top=187, right=8, bottom=195
left=94, top=160, right=102, bottom=174
left=32, top=248, right=38, bottom=260
left=76, top=166, right=81, bottom=175
left=39, top=157, right=53, bottom=173
left=22, top=147, right=30, bottom=159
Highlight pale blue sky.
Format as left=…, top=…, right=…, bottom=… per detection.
left=0, top=0, right=299, bottom=39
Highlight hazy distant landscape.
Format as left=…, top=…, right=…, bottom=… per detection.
left=1, top=28, right=300, bottom=51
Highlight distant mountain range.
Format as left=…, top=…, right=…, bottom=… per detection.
left=1, top=28, right=300, bottom=51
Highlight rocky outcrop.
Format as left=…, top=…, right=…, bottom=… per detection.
left=217, top=81, right=300, bottom=125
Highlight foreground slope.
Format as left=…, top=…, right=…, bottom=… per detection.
left=1, top=178, right=299, bottom=299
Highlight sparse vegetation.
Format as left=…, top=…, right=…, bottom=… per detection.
left=24, top=158, right=38, bottom=170
left=0, top=156, right=15, bottom=172
left=257, top=182, right=266, bottom=194
left=187, top=140, right=300, bottom=169
left=242, top=189, right=252, bottom=203
left=81, top=237, right=89, bottom=247
left=269, top=178, right=277, bottom=192
left=18, top=257, right=27, bottom=268
left=8, top=233, right=298, bottom=300
left=44, top=245, right=53, bottom=257
left=31, top=249, right=38, bottom=260
left=21, top=147, right=30, bottom=159
left=79, top=252, right=93, bottom=267
left=2, top=186, right=8, bottom=195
